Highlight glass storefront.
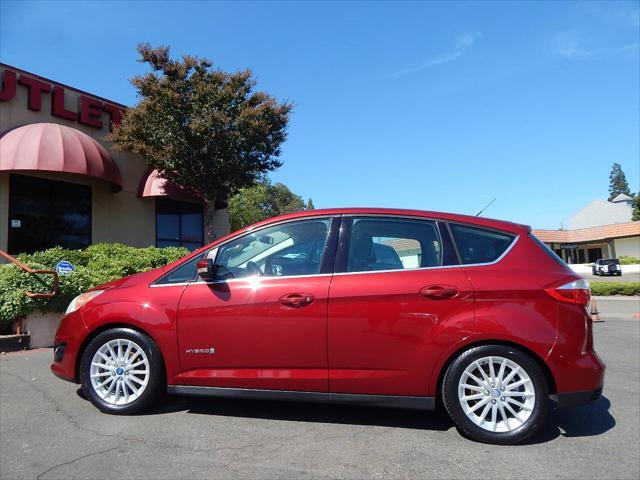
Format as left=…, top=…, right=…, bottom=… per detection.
left=7, top=174, right=91, bottom=254
left=155, top=198, right=204, bottom=251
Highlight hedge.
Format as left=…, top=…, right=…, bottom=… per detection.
left=0, top=244, right=188, bottom=330
left=619, top=256, right=640, bottom=265
left=590, top=282, right=640, bottom=296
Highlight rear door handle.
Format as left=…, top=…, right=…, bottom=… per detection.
left=420, top=285, right=459, bottom=300
left=279, top=293, right=315, bottom=308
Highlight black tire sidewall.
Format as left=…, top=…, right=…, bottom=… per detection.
left=443, top=345, right=549, bottom=445
left=80, top=328, right=165, bottom=415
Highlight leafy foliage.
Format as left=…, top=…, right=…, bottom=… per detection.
left=0, top=244, right=188, bottom=329
left=590, top=282, right=640, bottom=296
left=228, top=181, right=314, bottom=232
left=108, top=43, right=293, bottom=240
left=608, top=163, right=632, bottom=201
left=632, top=195, right=640, bottom=221
left=618, top=256, right=640, bottom=265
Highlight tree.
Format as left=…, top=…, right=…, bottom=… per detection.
left=608, top=163, right=631, bottom=201
left=228, top=181, right=314, bottom=231
left=632, top=195, right=640, bottom=221
left=109, top=43, right=293, bottom=241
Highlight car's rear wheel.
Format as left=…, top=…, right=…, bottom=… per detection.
left=80, top=328, right=165, bottom=414
left=442, top=345, right=549, bottom=444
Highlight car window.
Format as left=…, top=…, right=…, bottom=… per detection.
left=214, top=218, right=331, bottom=279
left=347, top=218, right=442, bottom=272
left=155, top=253, right=205, bottom=285
left=450, top=224, right=515, bottom=265
left=601, top=259, right=620, bottom=265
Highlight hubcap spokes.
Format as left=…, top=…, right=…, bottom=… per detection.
left=90, top=339, right=150, bottom=406
left=458, top=356, right=535, bottom=433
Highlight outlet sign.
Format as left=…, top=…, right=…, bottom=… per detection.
left=0, top=66, right=125, bottom=130
left=55, top=260, right=76, bottom=276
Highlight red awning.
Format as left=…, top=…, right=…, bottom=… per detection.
left=0, top=123, right=122, bottom=191
left=138, top=168, right=201, bottom=203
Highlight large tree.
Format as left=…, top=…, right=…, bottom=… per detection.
left=228, top=181, right=314, bottom=232
left=109, top=43, right=293, bottom=241
left=632, top=195, right=640, bottom=221
left=608, top=163, right=632, bottom=201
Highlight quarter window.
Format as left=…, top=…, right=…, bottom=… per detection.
left=347, top=218, right=442, bottom=272
left=214, top=218, right=331, bottom=279
left=450, top=224, right=515, bottom=265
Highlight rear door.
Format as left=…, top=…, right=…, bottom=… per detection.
left=327, top=216, right=475, bottom=396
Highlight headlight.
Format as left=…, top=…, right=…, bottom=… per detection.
left=65, top=290, right=105, bottom=316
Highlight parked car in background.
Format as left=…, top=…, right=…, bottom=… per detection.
left=592, top=258, right=622, bottom=276
left=51, top=208, right=605, bottom=445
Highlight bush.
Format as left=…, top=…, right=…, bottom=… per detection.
left=590, top=282, right=640, bottom=296
left=619, top=256, right=640, bottom=265
left=0, top=244, right=189, bottom=329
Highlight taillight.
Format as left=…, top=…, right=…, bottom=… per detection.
left=544, top=278, right=591, bottom=306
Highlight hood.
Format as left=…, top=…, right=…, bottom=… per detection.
left=89, top=267, right=164, bottom=292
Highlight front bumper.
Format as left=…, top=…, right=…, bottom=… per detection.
left=50, top=309, right=88, bottom=384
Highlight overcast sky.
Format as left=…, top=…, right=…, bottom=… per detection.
left=1, top=0, right=638, bottom=229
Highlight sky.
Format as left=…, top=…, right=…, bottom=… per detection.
left=1, top=0, right=638, bottom=229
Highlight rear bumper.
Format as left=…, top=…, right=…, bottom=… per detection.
left=552, top=387, right=603, bottom=408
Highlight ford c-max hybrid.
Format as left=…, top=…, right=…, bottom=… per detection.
left=51, top=208, right=605, bottom=444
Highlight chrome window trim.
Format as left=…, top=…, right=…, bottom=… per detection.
left=151, top=213, right=520, bottom=286
left=149, top=234, right=519, bottom=286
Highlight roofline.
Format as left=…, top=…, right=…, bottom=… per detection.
left=242, top=208, right=530, bottom=235
left=1, top=62, right=128, bottom=109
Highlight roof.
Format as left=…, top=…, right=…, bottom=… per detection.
left=0, top=123, right=122, bottom=190
left=533, top=221, right=640, bottom=244
left=612, top=193, right=633, bottom=203
left=569, top=199, right=632, bottom=229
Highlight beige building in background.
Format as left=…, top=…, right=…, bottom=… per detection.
left=0, top=63, right=228, bottom=259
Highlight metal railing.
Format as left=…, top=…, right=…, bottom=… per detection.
left=0, top=249, right=59, bottom=299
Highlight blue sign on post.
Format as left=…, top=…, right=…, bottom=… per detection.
left=55, top=260, right=76, bottom=276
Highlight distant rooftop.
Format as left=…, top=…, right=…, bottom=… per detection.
left=611, top=193, right=633, bottom=203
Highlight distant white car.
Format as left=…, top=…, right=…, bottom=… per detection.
left=592, top=258, right=622, bottom=276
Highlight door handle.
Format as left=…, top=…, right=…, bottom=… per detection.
left=420, top=285, right=459, bottom=300
left=279, top=293, right=315, bottom=308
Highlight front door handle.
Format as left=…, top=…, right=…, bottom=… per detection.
left=420, top=285, right=459, bottom=300
left=279, top=293, right=315, bottom=308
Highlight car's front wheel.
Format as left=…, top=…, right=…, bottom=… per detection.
left=442, top=345, right=549, bottom=444
left=79, top=328, right=165, bottom=414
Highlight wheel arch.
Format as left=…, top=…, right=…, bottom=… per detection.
left=75, top=323, right=166, bottom=384
left=434, top=339, right=558, bottom=400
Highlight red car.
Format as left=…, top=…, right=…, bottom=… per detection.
left=51, top=208, right=604, bottom=444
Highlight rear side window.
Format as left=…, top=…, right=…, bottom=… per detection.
left=450, top=224, right=515, bottom=265
left=347, top=217, right=442, bottom=272
left=530, top=234, right=566, bottom=266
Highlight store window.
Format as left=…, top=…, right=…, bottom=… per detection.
left=8, top=174, right=91, bottom=254
left=156, top=199, right=204, bottom=251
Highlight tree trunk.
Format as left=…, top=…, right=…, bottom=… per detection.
left=204, top=200, right=230, bottom=243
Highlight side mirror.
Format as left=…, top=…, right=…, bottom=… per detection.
left=196, top=259, right=215, bottom=280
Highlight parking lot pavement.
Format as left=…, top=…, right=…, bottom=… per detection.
left=1, top=303, right=639, bottom=480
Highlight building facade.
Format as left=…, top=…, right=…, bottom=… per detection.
left=534, top=195, right=639, bottom=263
left=0, top=64, right=229, bottom=258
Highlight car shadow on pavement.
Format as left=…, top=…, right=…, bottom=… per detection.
left=75, top=389, right=615, bottom=441
left=524, top=396, right=615, bottom=445
left=145, top=394, right=455, bottom=431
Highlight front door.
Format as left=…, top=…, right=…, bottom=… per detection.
left=328, top=216, right=474, bottom=396
left=177, top=216, right=339, bottom=392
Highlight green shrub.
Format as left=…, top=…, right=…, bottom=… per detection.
left=0, top=244, right=189, bottom=329
left=590, top=282, right=640, bottom=296
left=619, top=256, right=640, bottom=265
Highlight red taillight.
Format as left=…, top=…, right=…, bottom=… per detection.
left=544, top=279, right=591, bottom=306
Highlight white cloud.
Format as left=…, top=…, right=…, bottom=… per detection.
left=385, top=32, right=482, bottom=78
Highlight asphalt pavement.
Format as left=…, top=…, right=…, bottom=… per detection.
left=1, top=298, right=639, bottom=479
left=582, top=272, right=640, bottom=283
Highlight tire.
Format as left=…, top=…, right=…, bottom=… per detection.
left=442, top=345, right=549, bottom=445
left=79, top=328, right=165, bottom=415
